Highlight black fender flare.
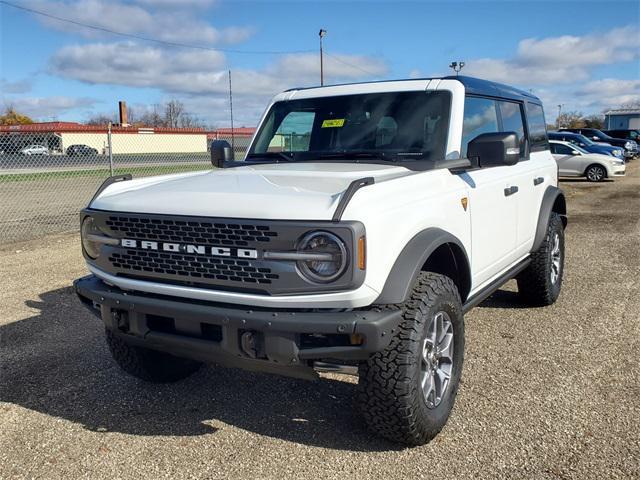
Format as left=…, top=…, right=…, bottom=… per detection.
left=375, top=228, right=471, bottom=305
left=531, top=186, right=567, bottom=252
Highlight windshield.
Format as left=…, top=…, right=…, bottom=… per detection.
left=248, top=91, right=451, bottom=163
left=574, top=134, right=595, bottom=145
left=572, top=144, right=590, bottom=154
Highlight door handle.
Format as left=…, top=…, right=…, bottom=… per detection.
left=533, top=177, right=544, bottom=186
left=504, top=186, right=519, bottom=197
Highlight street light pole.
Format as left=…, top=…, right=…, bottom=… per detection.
left=319, top=29, right=327, bottom=86
left=557, top=104, right=563, bottom=128
left=449, top=61, right=465, bottom=76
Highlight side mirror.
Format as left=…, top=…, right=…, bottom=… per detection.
left=592, top=136, right=599, bottom=141
left=571, top=150, right=580, bottom=155
left=210, top=140, right=234, bottom=167
left=467, top=132, right=519, bottom=168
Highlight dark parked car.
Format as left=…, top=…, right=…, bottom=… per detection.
left=559, top=128, right=638, bottom=158
left=67, top=144, right=99, bottom=156
left=603, top=129, right=640, bottom=142
left=548, top=132, right=624, bottom=158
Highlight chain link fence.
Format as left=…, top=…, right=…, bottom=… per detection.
left=0, top=127, right=252, bottom=243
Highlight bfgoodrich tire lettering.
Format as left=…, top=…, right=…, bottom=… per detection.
left=517, top=212, right=565, bottom=306
left=357, top=272, right=464, bottom=445
left=106, top=330, right=202, bottom=383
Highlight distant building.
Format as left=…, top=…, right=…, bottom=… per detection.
left=0, top=122, right=209, bottom=154
left=604, top=109, right=640, bottom=130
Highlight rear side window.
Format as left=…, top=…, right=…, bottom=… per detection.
left=526, top=102, right=549, bottom=151
left=461, top=97, right=499, bottom=157
left=497, top=100, right=526, bottom=158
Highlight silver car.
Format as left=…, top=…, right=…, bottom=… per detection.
left=550, top=140, right=625, bottom=182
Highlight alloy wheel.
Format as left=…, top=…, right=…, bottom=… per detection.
left=420, top=311, right=454, bottom=409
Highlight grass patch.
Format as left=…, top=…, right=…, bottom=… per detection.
left=0, top=164, right=211, bottom=183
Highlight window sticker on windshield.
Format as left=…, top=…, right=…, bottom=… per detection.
left=321, top=118, right=345, bottom=128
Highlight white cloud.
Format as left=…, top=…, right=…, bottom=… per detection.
left=464, top=26, right=640, bottom=86
left=49, top=42, right=388, bottom=96
left=1, top=78, right=32, bottom=94
left=576, top=78, right=640, bottom=109
left=3, top=96, right=97, bottom=119
left=25, top=0, right=253, bottom=45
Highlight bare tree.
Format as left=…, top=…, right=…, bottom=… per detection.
left=164, top=99, right=185, bottom=128
left=86, top=113, right=117, bottom=126
left=582, top=114, right=604, bottom=129
left=557, top=111, right=585, bottom=129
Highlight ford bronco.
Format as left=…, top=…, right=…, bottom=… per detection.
left=75, top=76, right=567, bottom=445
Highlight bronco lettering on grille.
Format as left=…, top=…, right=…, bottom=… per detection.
left=120, top=239, right=258, bottom=259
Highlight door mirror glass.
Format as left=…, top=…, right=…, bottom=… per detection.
left=210, top=140, right=234, bottom=167
left=467, top=131, right=519, bottom=168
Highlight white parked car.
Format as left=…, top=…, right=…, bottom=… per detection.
left=20, top=144, right=49, bottom=156
left=550, top=140, right=625, bottom=182
left=75, top=76, right=567, bottom=446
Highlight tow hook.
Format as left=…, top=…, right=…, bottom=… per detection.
left=240, top=331, right=259, bottom=358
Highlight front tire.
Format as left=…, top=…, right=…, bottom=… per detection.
left=106, top=329, right=202, bottom=383
left=357, top=272, right=464, bottom=445
left=517, top=212, right=565, bottom=306
left=585, top=164, right=606, bottom=182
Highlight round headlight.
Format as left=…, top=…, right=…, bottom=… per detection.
left=81, top=216, right=102, bottom=259
left=296, top=231, right=348, bottom=283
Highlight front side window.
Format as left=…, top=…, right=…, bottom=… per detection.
left=497, top=100, right=526, bottom=158
left=551, top=143, right=573, bottom=155
left=249, top=91, right=451, bottom=164
left=461, top=97, right=499, bottom=157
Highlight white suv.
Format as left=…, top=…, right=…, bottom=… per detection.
left=75, top=76, right=567, bottom=445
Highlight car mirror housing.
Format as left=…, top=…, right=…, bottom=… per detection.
left=571, top=150, right=580, bottom=155
left=210, top=140, right=234, bottom=168
left=467, top=132, right=519, bottom=168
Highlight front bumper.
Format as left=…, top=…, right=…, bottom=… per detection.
left=611, top=164, right=626, bottom=176
left=74, top=275, right=402, bottom=380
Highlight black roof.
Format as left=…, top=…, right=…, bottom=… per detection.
left=286, top=75, right=542, bottom=104
left=446, top=76, right=540, bottom=103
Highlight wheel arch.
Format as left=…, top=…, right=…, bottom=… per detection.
left=532, top=186, right=567, bottom=252
left=374, top=228, right=472, bottom=305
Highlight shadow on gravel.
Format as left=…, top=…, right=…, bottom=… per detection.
left=477, top=289, right=532, bottom=309
left=0, top=286, right=400, bottom=452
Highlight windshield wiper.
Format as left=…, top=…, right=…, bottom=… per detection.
left=246, top=151, right=296, bottom=162
left=313, top=150, right=396, bottom=161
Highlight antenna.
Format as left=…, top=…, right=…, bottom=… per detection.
left=228, top=69, right=234, bottom=151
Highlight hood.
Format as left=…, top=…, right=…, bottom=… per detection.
left=91, top=162, right=414, bottom=220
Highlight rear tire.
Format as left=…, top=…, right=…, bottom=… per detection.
left=517, top=212, right=565, bottom=306
left=357, top=272, right=464, bottom=445
left=106, top=329, right=202, bottom=383
left=585, top=164, right=606, bottom=182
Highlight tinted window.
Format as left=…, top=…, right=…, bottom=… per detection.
left=551, top=143, right=573, bottom=155
left=461, top=97, right=499, bottom=157
left=250, top=91, right=451, bottom=163
left=526, top=102, right=548, bottom=150
left=498, top=100, right=526, bottom=157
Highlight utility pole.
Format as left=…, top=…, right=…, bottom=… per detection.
left=228, top=69, right=234, bottom=152
left=319, top=29, right=327, bottom=86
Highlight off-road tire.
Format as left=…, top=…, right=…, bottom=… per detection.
left=106, top=329, right=202, bottom=383
left=357, top=272, right=464, bottom=445
left=517, top=212, right=565, bottom=306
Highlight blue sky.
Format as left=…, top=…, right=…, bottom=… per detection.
left=1, top=0, right=639, bottom=126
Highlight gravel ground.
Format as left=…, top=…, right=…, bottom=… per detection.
left=1, top=163, right=639, bottom=479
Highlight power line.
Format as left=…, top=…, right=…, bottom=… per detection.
left=0, top=0, right=315, bottom=55
left=323, top=51, right=379, bottom=77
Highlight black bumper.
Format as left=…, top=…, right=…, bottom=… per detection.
left=74, top=275, right=402, bottom=380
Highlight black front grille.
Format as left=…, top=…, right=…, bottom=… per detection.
left=109, top=249, right=279, bottom=285
left=105, top=215, right=277, bottom=247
